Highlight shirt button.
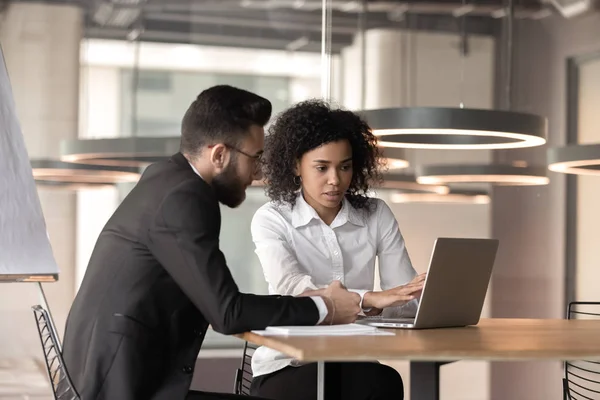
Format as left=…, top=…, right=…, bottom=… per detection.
left=183, top=365, right=193, bottom=374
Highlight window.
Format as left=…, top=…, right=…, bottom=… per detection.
left=120, top=69, right=290, bottom=137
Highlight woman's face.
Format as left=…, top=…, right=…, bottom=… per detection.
left=296, top=139, right=353, bottom=213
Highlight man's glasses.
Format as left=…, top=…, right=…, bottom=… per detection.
left=208, top=144, right=263, bottom=173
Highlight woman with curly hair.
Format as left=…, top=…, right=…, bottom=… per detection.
left=249, top=100, right=424, bottom=400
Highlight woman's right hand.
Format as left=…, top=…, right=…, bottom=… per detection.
left=362, top=273, right=426, bottom=309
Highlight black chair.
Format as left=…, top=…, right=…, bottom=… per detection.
left=563, top=301, right=600, bottom=400
left=31, top=305, right=80, bottom=400
left=233, top=341, right=258, bottom=396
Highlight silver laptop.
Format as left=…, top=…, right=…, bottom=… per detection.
left=358, top=237, right=499, bottom=329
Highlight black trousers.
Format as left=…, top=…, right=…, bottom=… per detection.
left=187, top=390, right=268, bottom=399
left=250, top=362, right=404, bottom=400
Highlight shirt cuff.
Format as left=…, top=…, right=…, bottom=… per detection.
left=348, top=289, right=372, bottom=313
left=310, top=296, right=328, bottom=324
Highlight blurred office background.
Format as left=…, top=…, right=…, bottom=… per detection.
left=1, top=0, right=599, bottom=398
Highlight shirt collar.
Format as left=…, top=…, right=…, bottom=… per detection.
left=291, top=193, right=320, bottom=228
left=291, top=192, right=365, bottom=228
left=188, top=161, right=203, bottom=179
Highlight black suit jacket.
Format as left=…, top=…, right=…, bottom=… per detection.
left=62, top=152, right=319, bottom=400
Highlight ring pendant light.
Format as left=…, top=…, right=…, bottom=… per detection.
left=390, top=189, right=490, bottom=204
left=379, top=147, right=409, bottom=170
left=360, top=0, right=547, bottom=151
left=547, top=144, right=600, bottom=176
left=61, top=136, right=180, bottom=167
left=415, top=164, right=549, bottom=186
left=406, top=0, right=548, bottom=186
left=31, top=160, right=141, bottom=190
left=366, top=107, right=547, bottom=150
left=381, top=173, right=450, bottom=194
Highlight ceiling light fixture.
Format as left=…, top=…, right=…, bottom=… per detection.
left=60, top=137, right=181, bottom=167
left=380, top=173, right=450, bottom=194
left=31, top=160, right=141, bottom=187
left=379, top=147, right=409, bottom=169
left=363, top=107, right=547, bottom=150
left=390, top=189, right=491, bottom=204
left=34, top=180, right=117, bottom=191
left=415, top=164, right=549, bottom=186
left=547, top=144, right=600, bottom=176
left=360, top=0, right=547, bottom=151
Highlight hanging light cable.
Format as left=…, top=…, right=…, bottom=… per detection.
left=321, top=0, right=332, bottom=102
left=548, top=144, right=600, bottom=175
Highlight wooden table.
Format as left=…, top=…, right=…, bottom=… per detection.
left=241, top=318, right=600, bottom=400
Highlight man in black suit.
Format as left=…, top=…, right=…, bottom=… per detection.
left=61, top=85, right=361, bottom=400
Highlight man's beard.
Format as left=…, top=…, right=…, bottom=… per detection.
left=212, top=160, right=247, bottom=208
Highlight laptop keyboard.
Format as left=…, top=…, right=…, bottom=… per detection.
left=360, top=316, right=415, bottom=323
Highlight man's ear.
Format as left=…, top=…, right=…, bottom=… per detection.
left=209, top=144, right=229, bottom=171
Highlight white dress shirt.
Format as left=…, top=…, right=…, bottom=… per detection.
left=250, top=193, right=418, bottom=377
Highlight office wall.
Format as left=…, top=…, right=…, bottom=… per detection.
left=490, top=13, right=600, bottom=400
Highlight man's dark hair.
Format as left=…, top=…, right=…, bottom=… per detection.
left=180, top=85, right=272, bottom=157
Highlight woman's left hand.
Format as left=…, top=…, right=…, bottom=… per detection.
left=362, top=273, right=426, bottom=309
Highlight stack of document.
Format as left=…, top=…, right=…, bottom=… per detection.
left=252, top=323, right=393, bottom=336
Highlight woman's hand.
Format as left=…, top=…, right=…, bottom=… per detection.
left=362, top=273, right=426, bottom=309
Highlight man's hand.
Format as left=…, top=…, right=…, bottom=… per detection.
left=362, top=273, right=426, bottom=310
left=319, top=281, right=361, bottom=325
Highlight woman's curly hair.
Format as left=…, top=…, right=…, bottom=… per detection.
left=262, top=99, right=384, bottom=210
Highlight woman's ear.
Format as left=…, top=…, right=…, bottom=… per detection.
left=294, top=159, right=301, bottom=176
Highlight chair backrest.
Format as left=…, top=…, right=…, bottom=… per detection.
left=233, top=341, right=258, bottom=396
left=564, top=301, right=600, bottom=400
left=31, top=305, right=80, bottom=400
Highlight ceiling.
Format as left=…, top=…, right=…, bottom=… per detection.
left=61, top=0, right=554, bottom=52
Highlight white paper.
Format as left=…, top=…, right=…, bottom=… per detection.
left=0, top=45, right=58, bottom=278
left=252, top=323, right=394, bottom=336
